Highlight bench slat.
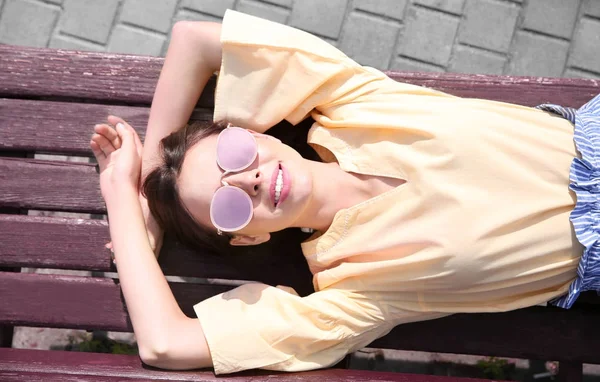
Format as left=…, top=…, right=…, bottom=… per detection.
left=0, top=214, right=315, bottom=293
left=0, top=98, right=149, bottom=155
left=0, top=349, right=491, bottom=382
left=2, top=271, right=600, bottom=364
left=385, top=72, right=599, bottom=108
left=0, top=271, right=231, bottom=331
left=0, top=45, right=215, bottom=107
left=0, top=157, right=103, bottom=213
left=2, top=46, right=598, bottom=109
left=0, top=98, right=213, bottom=155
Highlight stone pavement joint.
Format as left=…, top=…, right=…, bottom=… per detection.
left=459, top=0, right=519, bottom=54
left=0, top=0, right=598, bottom=78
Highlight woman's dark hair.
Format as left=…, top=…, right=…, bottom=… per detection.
left=142, top=120, right=230, bottom=254
left=142, top=117, right=320, bottom=256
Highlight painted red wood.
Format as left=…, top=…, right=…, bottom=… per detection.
left=0, top=45, right=215, bottom=107
left=1, top=271, right=600, bottom=363
left=0, top=271, right=231, bottom=331
left=1, top=45, right=598, bottom=109
left=0, top=157, right=103, bottom=213
left=385, top=72, right=599, bottom=108
left=0, top=214, right=112, bottom=270
left=0, top=214, right=315, bottom=293
left=0, top=348, right=503, bottom=382
left=0, top=98, right=213, bottom=155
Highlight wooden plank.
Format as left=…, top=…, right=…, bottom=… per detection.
left=370, top=304, right=600, bottom=364
left=0, top=157, right=103, bottom=213
left=1, top=46, right=598, bottom=108
left=0, top=271, right=231, bottom=331
left=0, top=45, right=215, bottom=107
left=557, top=361, right=583, bottom=382
left=0, top=348, right=500, bottom=382
left=0, top=98, right=213, bottom=155
left=385, top=72, right=600, bottom=108
left=2, top=272, right=600, bottom=363
left=0, top=99, right=150, bottom=155
left=0, top=214, right=315, bottom=294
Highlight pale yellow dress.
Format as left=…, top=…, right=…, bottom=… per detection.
left=193, top=10, right=582, bottom=374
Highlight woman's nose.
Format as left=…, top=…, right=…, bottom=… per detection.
left=222, top=169, right=262, bottom=196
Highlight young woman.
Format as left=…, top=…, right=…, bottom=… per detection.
left=90, top=10, right=600, bottom=375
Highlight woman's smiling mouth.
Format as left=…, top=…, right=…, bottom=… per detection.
left=270, top=163, right=291, bottom=207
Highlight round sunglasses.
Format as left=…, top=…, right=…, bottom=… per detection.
left=210, top=127, right=260, bottom=234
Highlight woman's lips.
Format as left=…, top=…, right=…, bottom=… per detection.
left=269, top=162, right=291, bottom=208
left=279, top=163, right=291, bottom=206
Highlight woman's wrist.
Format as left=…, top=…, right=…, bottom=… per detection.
left=104, top=183, right=140, bottom=209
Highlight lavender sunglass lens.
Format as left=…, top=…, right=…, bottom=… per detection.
left=217, top=127, right=257, bottom=171
left=211, top=187, right=253, bottom=231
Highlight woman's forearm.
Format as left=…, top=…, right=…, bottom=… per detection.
left=143, top=21, right=222, bottom=172
left=105, top=186, right=210, bottom=367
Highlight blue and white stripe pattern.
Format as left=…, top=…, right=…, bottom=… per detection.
left=536, top=94, right=600, bottom=308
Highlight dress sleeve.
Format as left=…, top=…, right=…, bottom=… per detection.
left=214, top=10, right=446, bottom=132
left=194, top=283, right=446, bottom=374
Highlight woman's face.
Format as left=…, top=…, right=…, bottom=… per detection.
left=178, top=131, right=313, bottom=242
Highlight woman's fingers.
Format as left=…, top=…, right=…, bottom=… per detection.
left=94, top=124, right=121, bottom=149
left=90, top=139, right=108, bottom=170
left=92, top=133, right=116, bottom=157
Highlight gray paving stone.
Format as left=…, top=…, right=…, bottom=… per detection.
left=459, top=0, right=519, bottom=53
left=0, top=0, right=59, bottom=47
left=449, top=45, right=505, bottom=74
left=46, top=0, right=63, bottom=4
left=263, top=0, right=292, bottom=7
left=507, top=31, right=569, bottom=77
left=173, top=8, right=222, bottom=23
left=353, top=0, right=408, bottom=20
left=120, top=0, right=178, bottom=34
left=181, top=0, right=234, bottom=17
left=108, top=24, right=165, bottom=56
left=49, top=35, right=104, bottom=51
left=339, top=12, right=400, bottom=69
left=522, top=0, right=580, bottom=39
left=390, top=57, right=444, bottom=72
left=400, top=6, right=459, bottom=66
left=289, top=0, right=348, bottom=38
left=235, top=0, right=289, bottom=24
left=414, top=0, right=465, bottom=14
left=569, top=18, right=600, bottom=73
left=164, top=8, right=222, bottom=54
left=564, top=68, right=600, bottom=79
left=60, top=0, right=119, bottom=44
left=584, top=0, right=600, bottom=18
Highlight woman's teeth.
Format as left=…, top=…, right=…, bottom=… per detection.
left=275, top=169, right=283, bottom=205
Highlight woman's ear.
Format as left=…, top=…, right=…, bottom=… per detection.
left=229, top=233, right=271, bottom=246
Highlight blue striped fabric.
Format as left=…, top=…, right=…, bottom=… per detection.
left=536, top=94, right=600, bottom=308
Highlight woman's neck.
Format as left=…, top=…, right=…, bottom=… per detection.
left=291, top=160, right=369, bottom=232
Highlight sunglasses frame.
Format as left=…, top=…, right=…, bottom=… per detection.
left=210, top=126, right=259, bottom=233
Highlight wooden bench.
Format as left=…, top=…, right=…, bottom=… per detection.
left=1, top=44, right=600, bottom=382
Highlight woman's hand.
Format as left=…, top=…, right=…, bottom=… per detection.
left=90, top=117, right=143, bottom=201
left=92, top=116, right=164, bottom=258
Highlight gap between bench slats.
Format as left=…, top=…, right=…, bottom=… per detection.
left=1, top=46, right=598, bottom=108
left=0, top=214, right=314, bottom=292
left=2, top=271, right=600, bottom=364
left=0, top=98, right=212, bottom=155
left=0, top=349, right=492, bottom=382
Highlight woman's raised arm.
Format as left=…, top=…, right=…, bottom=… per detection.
left=137, top=21, right=222, bottom=255
left=143, top=20, right=222, bottom=167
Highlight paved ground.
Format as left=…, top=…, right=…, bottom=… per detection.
left=0, top=0, right=599, bottom=78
